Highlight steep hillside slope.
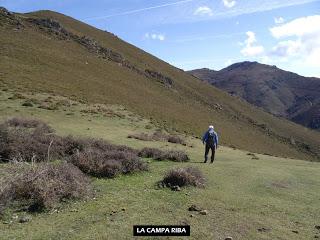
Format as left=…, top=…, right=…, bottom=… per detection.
left=189, top=62, right=320, bottom=130
left=0, top=7, right=319, bottom=160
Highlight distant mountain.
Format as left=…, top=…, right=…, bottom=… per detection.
left=1, top=7, right=320, bottom=160
left=189, top=62, right=320, bottom=130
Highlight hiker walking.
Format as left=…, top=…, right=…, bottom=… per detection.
left=202, top=125, right=219, bottom=163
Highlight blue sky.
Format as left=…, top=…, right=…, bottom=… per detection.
left=1, top=0, right=320, bottom=77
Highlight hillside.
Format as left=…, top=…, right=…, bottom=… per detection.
left=188, top=62, right=320, bottom=130
left=0, top=90, right=320, bottom=239
left=0, top=7, right=319, bottom=161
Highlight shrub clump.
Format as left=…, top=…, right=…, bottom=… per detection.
left=138, top=147, right=189, bottom=162
left=128, top=133, right=152, bottom=141
left=69, top=140, right=146, bottom=178
left=0, top=121, right=64, bottom=162
left=0, top=162, right=91, bottom=213
left=167, top=135, right=186, bottom=145
left=128, top=130, right=186, bottom=145
left=161, top=167, right=205, bottom=188
left=6, top=117, right=54, bottom=133
left=0, top=118, right=148, bottom=178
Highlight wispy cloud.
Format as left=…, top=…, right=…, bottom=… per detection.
left=223, top=0, right=236, bottom=8
left=84, top=0, right=194, bottom=20
left=171, top=32, right=245, bottom=43
left=145, top=33, right=166, bottom=41
left=193, top=6, right=213, bottom=16
left=83, top=0, right=319, bottom=25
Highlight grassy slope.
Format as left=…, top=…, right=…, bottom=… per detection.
left=0, top=91, right=319, bottom=240
left=0, top=10, right=319, bottom=161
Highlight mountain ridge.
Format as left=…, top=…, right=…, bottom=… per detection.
left=189, top=62, right=320, bottom=130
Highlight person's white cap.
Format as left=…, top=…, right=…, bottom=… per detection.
left=209, top=125, right=214, bottom=129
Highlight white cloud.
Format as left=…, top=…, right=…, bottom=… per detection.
left=274, top=17, right=285, bottom=24
left=269, top=15, right=320, bottom=67
left=193, top=6, right=213, bottom=16
left=145, top=33, right=166, bottom=41
left=240, top=31, right=265, bottom=57
left=271, top=39, right=302, bottom=57
left=223, top=0, right=236, bottom=8
left=270, top=15, right=320, bottom=38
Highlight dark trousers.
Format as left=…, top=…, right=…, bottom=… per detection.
left=204, top=144, right=215, bottom=163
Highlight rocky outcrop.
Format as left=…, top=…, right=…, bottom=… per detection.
left=145, top=69, right=174, bottom=87
left=0, top=7, right=23, bottom=29
left=27, top=18, right=69, bottom=39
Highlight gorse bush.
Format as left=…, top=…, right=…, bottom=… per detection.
left=138, top=147, right=189, bottom=162
left=0, top=162, right=91, bottom=213
left=162, top=167, right=205, bottom=188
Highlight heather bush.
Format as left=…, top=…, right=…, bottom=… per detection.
left=70, top=146, right=147, bottom=178
left=167, top=135, right=186, bottom=145
left=162, top=167, right=205, bottom=188
left=1, top=127, right=65, bottom=162
left=138, top=147, right=189, bottom=162
left=128, top=133, right=152, bottom=141
left=0, top=162, right=91, bottom=213
left=6, top=117, right=54, bottom=133
left=158, top=150, right=189, bottom=162
left=128, top=130, right=186, bottom=145
left=138, top=147, right=163, bottom=158
left=151, top=130, right=168, bottom=141
left=0, top=118, right=148, bottom=178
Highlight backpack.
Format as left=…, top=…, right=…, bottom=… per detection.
left=207, top=130, right=215, bottom=145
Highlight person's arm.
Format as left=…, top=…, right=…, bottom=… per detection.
left=202, top=132, right=208, bottom=144
left=214, top=133, right=219, bottom=148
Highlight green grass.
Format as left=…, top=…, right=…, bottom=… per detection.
left=1, top=92, right=319, bottom=240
